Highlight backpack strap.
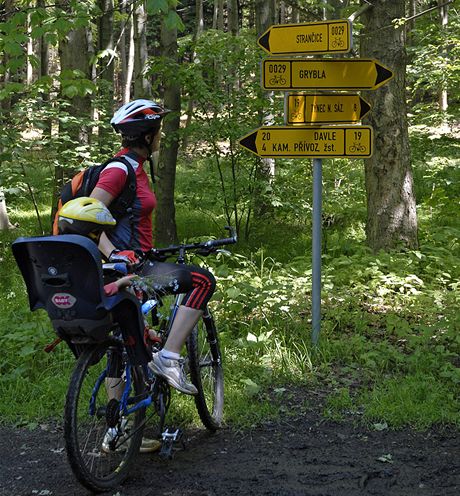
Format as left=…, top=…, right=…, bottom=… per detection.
left=91, top=156, right=137, bottom=248
left=98, top=156, right=137, bottom=218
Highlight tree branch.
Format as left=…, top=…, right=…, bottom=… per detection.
left=348, top=2, right=373, bottom=23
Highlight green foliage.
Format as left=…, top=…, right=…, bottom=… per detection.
left=0, top=2, right=94, bottom=81
left=361, top=375, right=459, bottom=429
left=151, top=28, right=284, bottom=237
left=1, top=120, right=460, bottom=430
left=407, top=6, right=460, bottom=122
left=1, top=5, right=459, bottom=431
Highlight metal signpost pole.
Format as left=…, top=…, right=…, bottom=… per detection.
left=311, top=158, right=322, bottom=346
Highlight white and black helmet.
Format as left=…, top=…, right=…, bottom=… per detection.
left=110, top=99, right=169, bottom=137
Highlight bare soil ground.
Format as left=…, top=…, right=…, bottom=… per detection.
left=1, top=395, right=458, bottom=496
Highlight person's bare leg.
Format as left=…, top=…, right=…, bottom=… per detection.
left=163, top=306, right=203, bottom=354
left=104, top=374, right=160, bottom=453
left=149, top=305, right=203, bottom=395
left=105, top=377, right=124, bottom=400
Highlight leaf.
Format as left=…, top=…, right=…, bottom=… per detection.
left=246, top=332, right=258, bottom=343
left=62, top=85, right=78, bottom=98
left=226, top=287, right=241, bottom=299
left=146, top=0, right=169, bottom=14
left=164, top=10, right=185, bottom=32
left=241, top=378, right=261, bottom=396
left=4, top=42, right=24, bottom=57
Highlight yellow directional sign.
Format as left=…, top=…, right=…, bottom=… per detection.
left=286, top=93, right=371, bottom=124
left=262, top=59, right=394, bottom=91
left=258, top=20, right=352, bottom=55
left=239, top=126, right=373, bottom=159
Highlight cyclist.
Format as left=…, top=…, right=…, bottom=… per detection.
left=89, top=99, right=216, bottom=396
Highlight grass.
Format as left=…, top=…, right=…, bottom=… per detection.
left=361, top=374, right=460, bottom=429
left=0, top=124, right=459, bottom=431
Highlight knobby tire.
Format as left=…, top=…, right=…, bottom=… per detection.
left=187, top=311, right=224, bottom=431
left=64, top=340, right=146, bottom=492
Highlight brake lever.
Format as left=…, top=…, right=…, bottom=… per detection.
left=147, top=250, right=169, bottom=263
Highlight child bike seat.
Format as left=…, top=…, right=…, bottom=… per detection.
left=12, top=234, right=150, bottom=365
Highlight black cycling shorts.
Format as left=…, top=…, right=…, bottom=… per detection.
left=139, top=261, right=216, bottom=311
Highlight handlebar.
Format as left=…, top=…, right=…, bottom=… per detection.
left=147, top=226, right=237, bottom=262
left=102, top=227, right=237, bottom=273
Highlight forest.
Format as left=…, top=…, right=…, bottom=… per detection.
left=0, top=0, right=459, bottom=433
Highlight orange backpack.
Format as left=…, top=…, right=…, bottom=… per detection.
left=52, top=157, right=136, bottom=235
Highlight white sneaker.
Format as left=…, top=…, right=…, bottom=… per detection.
left=101, top=419, right=161, bottom=453
left=149, top=353, right=198, bottom=395
left=101, top=418, right=130, bottom=453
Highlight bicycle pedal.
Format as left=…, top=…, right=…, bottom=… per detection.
left=159, top=428, right=183, bottom=460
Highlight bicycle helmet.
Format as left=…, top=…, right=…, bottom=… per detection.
left=110, top=99, right=169, bottom=137
left=57, top=197, right=116, bottom=240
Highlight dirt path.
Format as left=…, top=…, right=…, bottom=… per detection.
left=1, top=405, right=458, bottom=496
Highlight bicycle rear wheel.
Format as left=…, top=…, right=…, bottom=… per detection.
left=187, top=310, right=224, bottom=431
left=64, top=340, right=146, bottom=492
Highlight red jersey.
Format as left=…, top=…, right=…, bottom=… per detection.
left=95, top=149, right=156, bottom=252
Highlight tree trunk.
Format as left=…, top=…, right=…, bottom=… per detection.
left=254, top=0, right=276, bottom=216
left=196, top=0, right=204, bottom=37
left=55, top=4, right=94, bottom=227
left=123, top=4, right=135, bottom=104
left=58, top=25, right=93, bottom=145
left=279, top=1, right=286, bottom=23
left=361, top=0, right=418, bottom=252
left=0, top=188, right=15, bottom=230
left=291, top=3, right=300, bottom=23
left=438, top=0, right=448, bottom=113
left=155, top=6, right=181, bottom=245
left=97, top=0, right=115, bottom=150
left=407, top=0, right=417, bottom=34
left=38, top=0, right=49, bottom=80
left=228, top=0, right=239, bottom=35
left=26, top=12, right=33, bottom=85
left=133, top=1, right=150, bottom=98
left=182, top=0, right=204, bottom=151
left=37, top=0, right=51, bottom=135
left=215, top=0, right=224, bottom=30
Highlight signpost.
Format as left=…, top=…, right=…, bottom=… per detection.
left=286, top=93, right=371, bottom=124
left=239, top=125, right=373, bottom=158
left=262, top=58, right=394, bottom=90
left=239, top=18, right=394, bottom=347
left=258, top=20, right=352, bottom=55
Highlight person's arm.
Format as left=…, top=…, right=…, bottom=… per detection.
left=90, top=186, right=115, bottom=206
left=90, top=187, right=117, bottom=258
left=90, top=167, right=139, bottom=264
left=90, top=184, right=139, bottom=264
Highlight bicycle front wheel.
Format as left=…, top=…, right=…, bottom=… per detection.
left=64, top=340, right=146, bottom=492
left=187, top=310, right=224, bottom=431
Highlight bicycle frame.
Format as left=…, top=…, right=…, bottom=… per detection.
left=88, top=290, right=185, bottom=422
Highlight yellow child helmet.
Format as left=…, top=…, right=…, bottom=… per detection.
left=58, top=197, right=116, bottom=240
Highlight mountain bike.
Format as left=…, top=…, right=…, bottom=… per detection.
left=12, top=227, right=237, bottom=492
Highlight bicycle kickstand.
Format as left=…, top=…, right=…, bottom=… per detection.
left=159, top=427, right=184, bottom=460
